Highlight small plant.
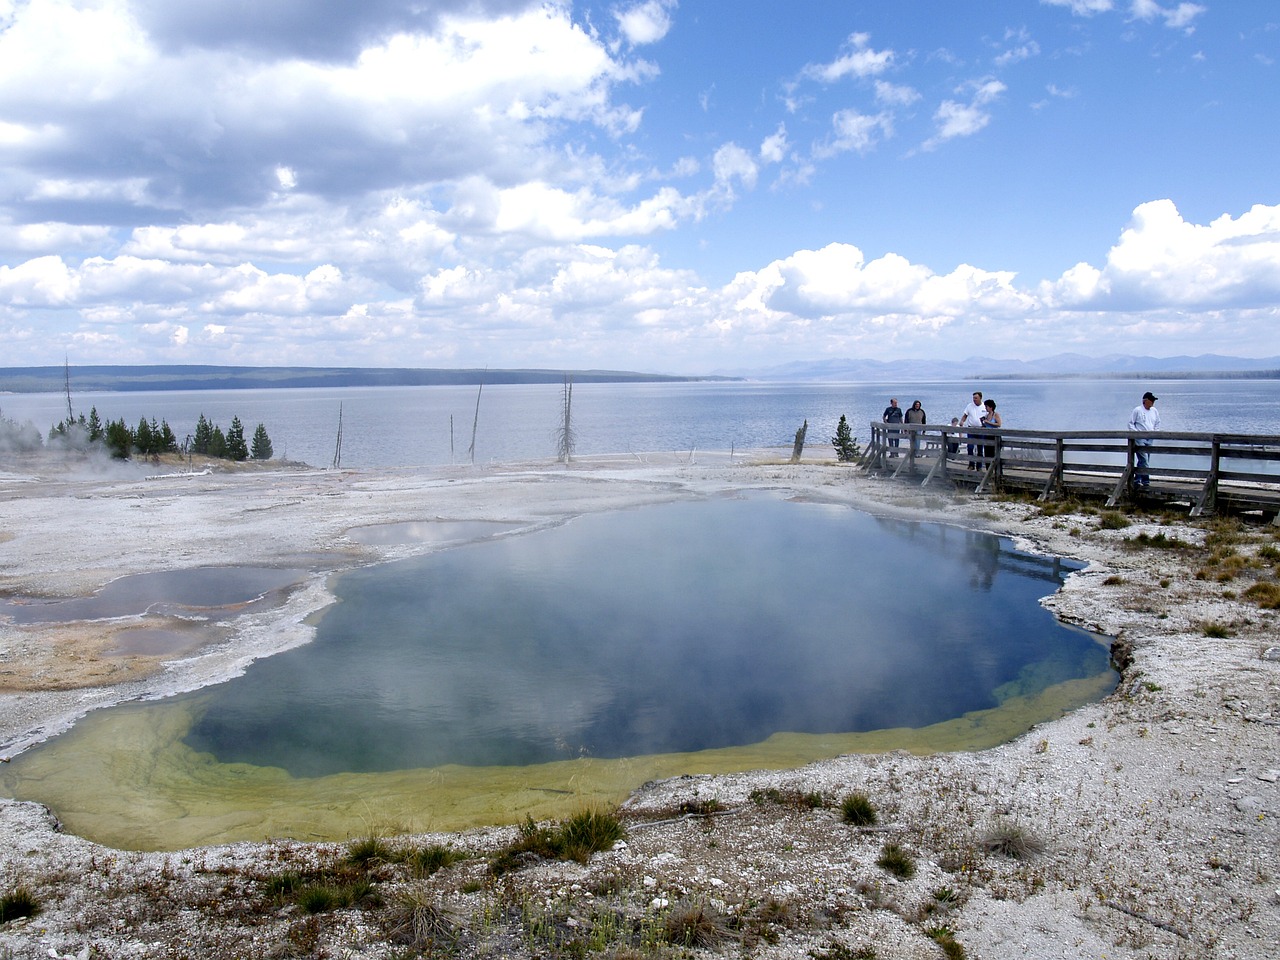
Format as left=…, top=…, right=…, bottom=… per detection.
left=385, top=888, right=458, bottom=950
left=345, top=835, right=393, bottom=867
left=1243, top=581, right=1280, bottom=609
left=980, top=821, right=1045, bottom=859
left=1123, top=531, right=1190, bottom=550
left=1202, top=621, right=1232, bottom=638
left=809, top=942, right=877, bottom=960
left=1098, top=511, right=1131, bottom=530
left=490, top=808, right=624, bottom=875
left=926, top=924, right=968, bottom=959
left=840, top=791, right=879, bottom=826
left=401, top=842, right=464, bottom=878
left=875, top=842, right=915, bottom=879
left=0, top=886, right=40, bottom=924
left=660, top=899, right=731, bottom=947
left=1102, top=574, right=1125, bottom=585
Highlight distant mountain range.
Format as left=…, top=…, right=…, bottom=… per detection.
left=2, top=357, right=1278, bottom=396
left=721, top=354, right=1280, bottom=382
left=0, top=365, right=733, bottom=394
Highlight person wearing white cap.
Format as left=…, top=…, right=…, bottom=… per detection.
left=1128, top=391, right=1161, bottom=487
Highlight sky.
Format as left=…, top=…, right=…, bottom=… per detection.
left=0, top=0, right=1277, bottom=375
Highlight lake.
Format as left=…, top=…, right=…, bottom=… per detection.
left=4, top=377, right=1280, bottom=468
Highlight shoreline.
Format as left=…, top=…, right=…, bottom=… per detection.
left=1, top=451, right=1277, bottom=959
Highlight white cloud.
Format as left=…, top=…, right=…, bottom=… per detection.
left=923, top=79, right=1006, bottom=149
left=815, top=110, right=893, bottom=158
left=874, top=80, right=921, bottom=108
left=615, top=0, right=676, bottom=46
left=1129, top=0, right=1206, bottom=32
left=1043, top=200, right=1280, bottom=310
left=1041, top=0, right=1115, bottom=15
left=803, top=33, right=895, bottom=83
left=759, top=125, right=789, bottom=164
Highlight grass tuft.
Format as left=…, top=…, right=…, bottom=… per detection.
left=660, top=899, right=732, bottom=947
left=0, top=886, right=41, bottom=924
left=490, top=808, right=624, bottom=875
left=980, top=821, right=1046, bottom=859
left=875, top=842, right=915, bottom=879
left=840, top=791, right=879, bottom=827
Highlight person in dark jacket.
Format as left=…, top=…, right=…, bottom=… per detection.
left=882, top=398, right=903, bottom=456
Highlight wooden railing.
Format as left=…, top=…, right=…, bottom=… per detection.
left=863, top=422, right=1280, bottom=518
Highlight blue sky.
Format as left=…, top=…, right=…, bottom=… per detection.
left=0, top=0, right=1276, bottom=374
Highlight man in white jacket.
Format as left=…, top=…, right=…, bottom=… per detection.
left=1128, top=391, right=1161, bottom=487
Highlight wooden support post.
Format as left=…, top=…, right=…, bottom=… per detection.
left=1039, top=438, right=1065, bottom=501
left=1191, top=437, right=1220, bottom=518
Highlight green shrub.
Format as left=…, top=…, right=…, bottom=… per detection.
left=875, top=842, right=915, bottom=879
left=401, top=843, right=464, bottom=878
left=345, top=836, right=393, bottom=867
left=490, top=808, right=625, bottom=875
left=1098, top=511, right=1131, bottom=530
left=840, top=791, right=878, bottom=826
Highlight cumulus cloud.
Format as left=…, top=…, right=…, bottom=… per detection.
left=0, top=1, right=642, bottom=221
left=814, top=110, right=893, bottom=158
left=1043, top=200, right=1280, bottom=310
left=1040, top=0, right=1115, bottom=15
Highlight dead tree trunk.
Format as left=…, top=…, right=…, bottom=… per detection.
left=790, top=419, right=808, bottom=463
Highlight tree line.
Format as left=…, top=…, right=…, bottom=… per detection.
left=31, top=408, right=274, bottom=462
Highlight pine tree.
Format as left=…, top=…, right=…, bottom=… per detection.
left=193, top=414, right=213, bottom=455
left=225, top=416, right=249, bottom=461
left=104, top=419, right=132, bottom=459
left=832, top=415, right=861, bottom=462
left=158, top=420, right=179, bottom=453
left=87, top=407, right=103, bottom=442
left=250, top=423, right=274, bottom=460
left=208, top=425, right=227, bottom=459
left=135, top=417, right=155, bottom=456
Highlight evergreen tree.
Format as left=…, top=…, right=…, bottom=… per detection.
left=832, top=415, right=861, bottom=462
left=135, top=417, right=155, bottom=456
left=87, top=407, right=103, bottom=442
left=158, top=420, right=179, bottom=453
left=208, top=425, right=227, bottom=459
left=225, top=416, right=249, bottom=461
left=193, top=414, right=213, bottom=455
left=104, top=418, right=132, bottom=459
left=250, top=423, right=274, bottom=460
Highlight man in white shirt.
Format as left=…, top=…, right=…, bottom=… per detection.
left=959, top=390, right=985, bottom=469
left=1128, top=391, right=1161, bottom=487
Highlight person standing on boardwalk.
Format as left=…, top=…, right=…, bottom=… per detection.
left=959, top=390, right=985, bottom=469
left=882, top=398, right=903, bottom=457
left=1128, top=391, right=1161, bottom=487
left=904, top=400, right=926, bottom=456
left=980, top=398, right=1002, bottom=466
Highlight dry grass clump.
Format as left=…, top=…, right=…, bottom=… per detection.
left=980, top=821, right=1046, bottom=859
left=1243, top=581, right=1280, bottom=608
left=659, top=899, right=733, bottom=948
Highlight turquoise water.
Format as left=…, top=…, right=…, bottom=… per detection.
left=182, top=498, right=1111, bottom=778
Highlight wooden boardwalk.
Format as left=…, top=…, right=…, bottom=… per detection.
left=863, top=422, right=1280, bottom=520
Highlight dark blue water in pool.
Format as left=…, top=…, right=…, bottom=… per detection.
left=183, top=498, right=1110, bottom=777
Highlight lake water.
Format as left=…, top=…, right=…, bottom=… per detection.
left=4, top=377, right=1280, bottom=468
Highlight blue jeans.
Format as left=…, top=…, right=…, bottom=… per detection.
left=1135, top=440, right=1152, bottom=486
